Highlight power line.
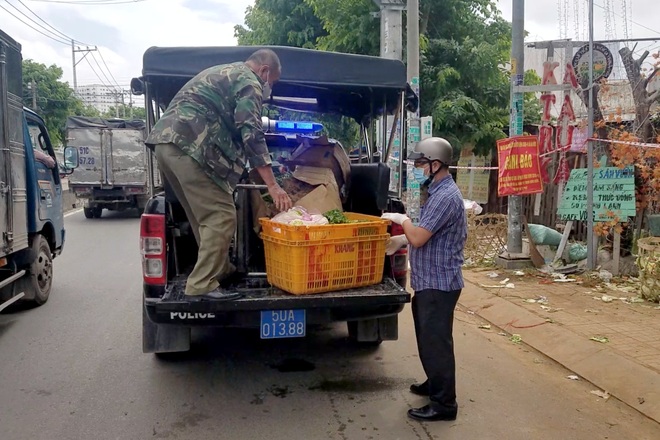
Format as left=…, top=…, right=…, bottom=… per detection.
left=26, top=0, right=148, bottom=5
left=90, top=51, right=118, bottom=90
left=84, top=56, right=113, bottom=89
left=97, top=50, right=121, bottom=88
left=15, top=0, right=88, bottom=44
left=589, top=0, right=660, bottom=37
left=3, top=0, right=68, bottom=43
left=0, top=3, right=68, bottom=44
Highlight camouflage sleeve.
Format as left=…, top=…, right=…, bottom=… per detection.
left=234, top=79, right=271, bottom=168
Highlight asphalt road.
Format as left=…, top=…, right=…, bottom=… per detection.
left=0, top=210, right=658, bottom=440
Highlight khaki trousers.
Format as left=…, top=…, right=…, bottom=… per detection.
left=155, top=143, right=236, bottom=296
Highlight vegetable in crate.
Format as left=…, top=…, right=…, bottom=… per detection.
left=271, top=206, right=329, bottom=226
left=324, top=209, right=350, bottom=224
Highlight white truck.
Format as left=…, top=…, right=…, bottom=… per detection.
left=65, top=117, right=159, bottom=218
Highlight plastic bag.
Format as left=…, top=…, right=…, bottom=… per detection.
left=527, top=224, right=563, bottom=247
left=568, top=243, right=588, bottom=262
left=463, top=199, right=483, bottom=215
left=271, top=206, right=329, bottom=226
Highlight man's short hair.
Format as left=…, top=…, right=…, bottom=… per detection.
left=246, top=49, right=281, bottom=72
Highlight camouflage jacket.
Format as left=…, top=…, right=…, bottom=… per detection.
left=145, top=62, right=271, bottom=194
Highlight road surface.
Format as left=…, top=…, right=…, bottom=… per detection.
left=0, top=210, right=658, bottom=439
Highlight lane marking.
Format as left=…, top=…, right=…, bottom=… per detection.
left=64, top=208, right=84, bottom=218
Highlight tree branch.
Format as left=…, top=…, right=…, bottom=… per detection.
left=648, top=88, right=660, bottom=104
left=644, top=66, right=660, bottom=90
left=638, top=50, right=650, bottom=68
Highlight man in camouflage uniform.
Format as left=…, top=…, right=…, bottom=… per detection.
left=146, top=49, right=292, bottom=301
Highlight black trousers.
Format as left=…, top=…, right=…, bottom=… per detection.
left=412, top=288, right=462, bottom=409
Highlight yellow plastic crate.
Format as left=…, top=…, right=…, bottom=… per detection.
left=259, top=212, right=389, bottom=242
left=262, top=234, right=390, bottom=295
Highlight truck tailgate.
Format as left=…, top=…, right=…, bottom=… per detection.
left=109, top=129, right=147, bottom=186
left=144, top=277, right=410, bottom=326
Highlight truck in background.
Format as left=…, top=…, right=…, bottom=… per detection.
left=0, top=29, right=68, bottom=310
left=64, top=117, right=158, bottom=219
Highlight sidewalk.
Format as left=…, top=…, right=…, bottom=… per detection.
left=459, top=268, right=660, bottom=424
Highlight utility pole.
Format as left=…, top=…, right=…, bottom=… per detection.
left=30, top=80, right=37, bottom=110
left=406, top=0, right=421, bottom=224
left=373, top=0, right=404, bottom=191
left=508, top=0, right=524, bottom=254
left=71, top=39, right=97, bottom=94
left=587, top=0, right=596, bottom=269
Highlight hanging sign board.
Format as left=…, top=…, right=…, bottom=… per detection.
left=496, top=136, right=544, bottom=196
left=572, top=43, right=614, bottom=84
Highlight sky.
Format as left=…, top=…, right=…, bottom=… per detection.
left=2, top=0, right=660, bottom=95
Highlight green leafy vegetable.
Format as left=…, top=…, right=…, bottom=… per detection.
left=323, top=209, right=349, bottom=224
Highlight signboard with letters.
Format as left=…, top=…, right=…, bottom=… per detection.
left=496, top=136, right=544, bottom=196
left=557, top=166, right=636, bottom=222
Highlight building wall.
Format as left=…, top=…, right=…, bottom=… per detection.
left=75, top=84, right=122, bottom=113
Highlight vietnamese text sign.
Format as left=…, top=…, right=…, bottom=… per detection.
left=496, top=136, right=544, bottom=196
left=557, top=166, right=636, bottom=222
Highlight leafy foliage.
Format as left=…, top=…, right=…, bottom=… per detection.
left=22, top=60, right=97, bottom=146
left=237, top=0, right=517, bottom=155
left=101, top=104, right=146, bottom=121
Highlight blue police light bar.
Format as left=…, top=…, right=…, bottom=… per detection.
left=264, top=118, right=324, bottom=134
left=275, top=121, right=323, bottom=133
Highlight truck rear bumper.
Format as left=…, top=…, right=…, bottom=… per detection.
left=144, top=277, right=410, bottom=327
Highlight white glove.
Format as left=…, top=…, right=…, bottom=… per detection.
left=386, top=235, right=409, bottom=255
left=381, top=212, right=410, bottom=226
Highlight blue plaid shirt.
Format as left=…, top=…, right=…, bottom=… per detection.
left=409, top=175, right=467, bottom=292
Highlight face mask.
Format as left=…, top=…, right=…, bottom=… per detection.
left=262, top=71, right=271, bottom=100
left=262, top=82, right=271, bottom=101
left=412, top=167, right=428, bottom=185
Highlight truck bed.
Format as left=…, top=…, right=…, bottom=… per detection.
left=144, top=276, right=410, bottom=326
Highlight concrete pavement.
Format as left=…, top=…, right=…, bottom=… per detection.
left=1, top=210, right=659, bottom=439
left=460, top=268, right=660, bottom=424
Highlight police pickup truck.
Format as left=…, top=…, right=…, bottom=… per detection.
left=130, top=46, right=416, bottom=355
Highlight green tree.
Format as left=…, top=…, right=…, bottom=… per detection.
left=523, top=69, right=543, bottom=126
left=101, top=104, right=146, bottom=120
left=22, top=60, right=95, bottom=146
left=234, top=0, right=325, bottom=48
left=236, top=0, right=517, bottom=156
left=304, top=0, right=379, bottom=55
left=236, top=0, right=360, bottom=147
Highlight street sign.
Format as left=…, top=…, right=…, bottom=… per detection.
left=421, top=116, right=432, bottom=139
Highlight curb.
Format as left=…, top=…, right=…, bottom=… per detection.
left=458, top=279, right=660, bottom=424
left=62, top=189, right=81, bottom=213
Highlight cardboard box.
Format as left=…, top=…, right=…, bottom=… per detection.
left=292, top=166, right=342, bottom=214
left=285, top=136, right=351, bottom=197
left=249, top=166, right=343, bottom=234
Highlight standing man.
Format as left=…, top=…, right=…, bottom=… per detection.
left=146, top=49, right=293, bottom=302
left=382, top=137, right=467, bottom=422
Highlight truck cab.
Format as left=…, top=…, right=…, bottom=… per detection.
left=131, top=45, right=415, bottom=354
left=0, top=29, right=66, bottom=311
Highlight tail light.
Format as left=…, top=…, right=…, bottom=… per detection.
left=140, top=214, right=166, bottom=285
left=389, top=223, right=408, bottom=281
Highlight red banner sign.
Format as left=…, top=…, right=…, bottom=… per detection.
left=497, top=136, right=544, bottom=196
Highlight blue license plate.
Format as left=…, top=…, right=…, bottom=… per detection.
left=260, top=310, right=306, bottom=339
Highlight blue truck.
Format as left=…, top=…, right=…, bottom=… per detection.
left=0, top=29, right=67, bottom=311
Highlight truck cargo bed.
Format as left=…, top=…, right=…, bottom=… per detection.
left=144, top=276, right=410, bottom=326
